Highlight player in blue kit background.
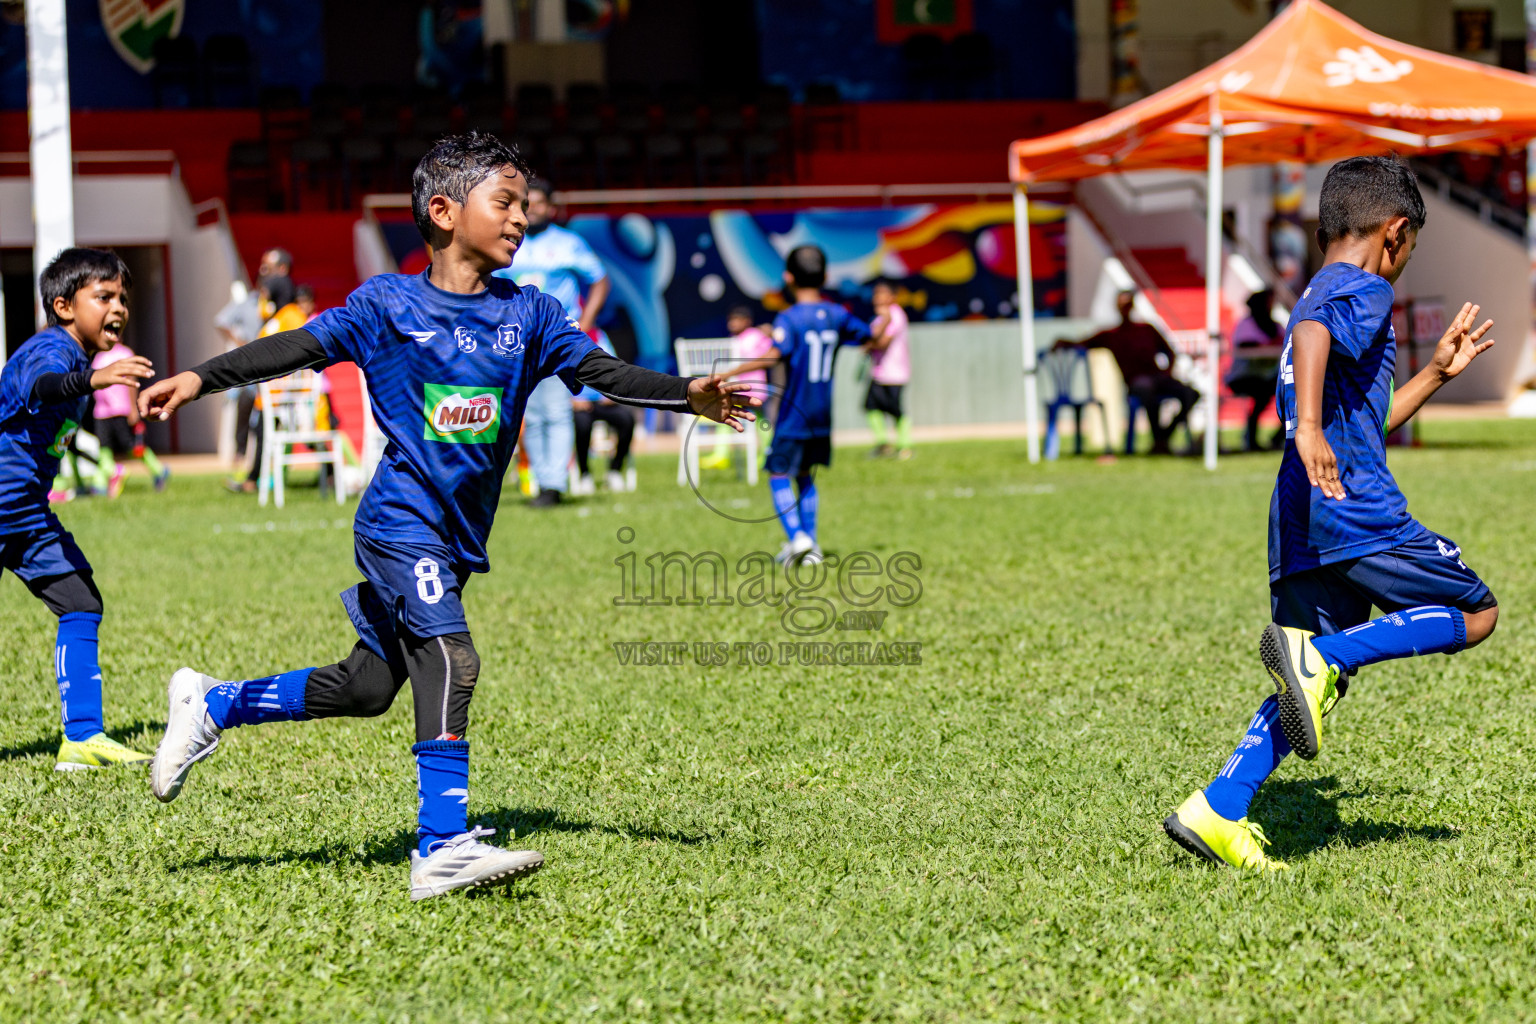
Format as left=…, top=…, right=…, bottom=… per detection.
left=1163, top=157, right=1500, bottom=871
left=736, top=245, right=869, bottom=566
left=0, top=248, right=157, bottom=769
left=138, top=133, right=757, bottom=901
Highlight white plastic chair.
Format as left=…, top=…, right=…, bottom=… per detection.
left=673, top=337, right=758, bottom=487
left=257, top=370, right=346, bottom=508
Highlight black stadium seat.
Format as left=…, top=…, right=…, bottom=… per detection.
left=203, top=34, right=253, bottom=107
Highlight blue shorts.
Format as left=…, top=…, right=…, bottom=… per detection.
left=1271, top=523, right=1495, bottom=636
left=764, top=435, right=831, bottom=477
left=341, top=534, right=471, bottom=659
left=1, top=520, right=92, bottom=582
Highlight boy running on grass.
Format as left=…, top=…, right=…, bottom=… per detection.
left=1164, top=156, right=1499, bottom=870
left=138, top=133, right=755, bottom=901
left=737, top=246, right=869, bottom=566
left=0, top=248, right=156, bottom=769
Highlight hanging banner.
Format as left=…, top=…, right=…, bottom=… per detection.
left=378, top=201, right=1069, bottom=371
left=1109, top=0, right=1143, bottom=106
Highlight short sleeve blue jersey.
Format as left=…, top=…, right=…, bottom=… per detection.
left=491, top=223, right=606, bottom=319
left=770, top=302, right=870, bottom=439
left=1269, top=261, right=1415, bottom=581
left=305, top=269, right=597, bottom=572
left=0, top=327, right=90, bottom=533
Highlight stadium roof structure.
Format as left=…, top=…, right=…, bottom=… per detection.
left=1006, top=0, right=1536, bottom=468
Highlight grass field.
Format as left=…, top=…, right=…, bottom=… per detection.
left=5, top=421, right=1536, bottom=1022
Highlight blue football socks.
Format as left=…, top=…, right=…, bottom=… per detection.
left=56, top=612, right=105, bottom=742
left=770, top=474, right=803, bottom=541
left=204, top=668, right=312, bottom=730
left=1203, top=696, right=1291, bottom=821
left=414, top=740, right=470, bottom=856
left=1311, top=606, right=1466, bottom=675
left=796, top=475, right=818, bottom=543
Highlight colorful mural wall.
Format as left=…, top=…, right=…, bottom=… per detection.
left=381, top=200, right=1067, bottom=371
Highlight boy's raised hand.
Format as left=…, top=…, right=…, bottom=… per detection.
left=1431, top=302, right=1495, bottom=382
left=90, top=355, right=154, bottom=391
left=686, top=375, right=761, bottom=433
left=138, top=371, right=204, bottom=421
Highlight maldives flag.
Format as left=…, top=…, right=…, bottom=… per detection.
left=876, top=0, right=974, bottom=43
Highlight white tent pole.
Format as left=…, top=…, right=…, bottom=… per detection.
left=1203, top=97, right=1224, bottom=471
left=26, top=0, right=75, bottom=333
left=1014, top=183, right=1040, bottom=464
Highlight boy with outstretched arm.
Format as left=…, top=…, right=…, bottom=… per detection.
left=736, top=245, right=869, bottom=566
left=1164, top=156, right=1499, bottom=870
left=139, top=133, right=756, bottom=901
left=0, top=248, right=156, bottom=769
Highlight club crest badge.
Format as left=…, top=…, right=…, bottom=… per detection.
left=100, top=0, right=186, bottom=74
left=493, top=324, right=524, bottom=357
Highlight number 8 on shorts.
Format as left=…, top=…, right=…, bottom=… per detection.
left=414, top=558, right=444, bottom=604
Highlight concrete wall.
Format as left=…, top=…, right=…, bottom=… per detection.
left=0, top=174, right=243, bottom=451
left=1393, top=187, right=1529, bottom=403
left=827, top=318, right=1097, bottom=431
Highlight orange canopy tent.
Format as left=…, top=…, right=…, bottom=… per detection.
left=1007, top=0, right=1536, bottom=467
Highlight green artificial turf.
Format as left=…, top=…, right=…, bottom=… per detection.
left=4, top=421, right=1536, bottom=1022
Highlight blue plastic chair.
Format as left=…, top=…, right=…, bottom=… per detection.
left=1040, top=346, right=1110, bottom=460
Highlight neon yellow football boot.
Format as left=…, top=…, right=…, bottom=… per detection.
left=1163, top=790, right=1287, bottom=871
left=1260, top=624, right=1341, bottom=761
left=56, top=732, right=153, bottom=771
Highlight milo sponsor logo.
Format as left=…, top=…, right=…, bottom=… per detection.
left=49, top=420, right=80, bottom=458
left=423, top=384, right=503, bottom=443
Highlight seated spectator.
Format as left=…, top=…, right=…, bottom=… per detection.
left=1075, top=290, right=1198, bottom=455
left=571, top=331, right=636, bottom=494
left=1226, top=289, right=1284, bottom=452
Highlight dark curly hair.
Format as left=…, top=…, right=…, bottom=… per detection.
left=411, top=131, right=534, bottom=244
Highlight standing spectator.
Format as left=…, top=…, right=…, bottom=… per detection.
left=864, top=280, right=913, bottom=460
left=214, top=282, right=265, bottom=462
left=1226, top=289, right=1285, bottom=452
left=256, top=248, right=295, bottom=321
left=1080, top=291, right=1198, bottom=455
left=91, top=340, right=169, bottom=496
left=230, top=285, right=316, bottom=494
left=493, top=178, right=610, bottom=507
left=571, top=332, right=636, bottom=494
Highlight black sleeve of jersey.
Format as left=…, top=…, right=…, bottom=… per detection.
left=190, top=329, right=330, bottom=397
left=31, top=370, right=95, bottom=406
left=573, top=349, right=694, bottom=410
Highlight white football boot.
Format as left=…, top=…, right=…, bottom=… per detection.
left=151, top=668, right=224, bottom=803
left=774, top=532, right=816, bottom=566
left=409, top=827, right=544, bottom=901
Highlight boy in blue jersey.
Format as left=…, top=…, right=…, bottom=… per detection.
left=1164, top=157, right=1499, bottom=870
left=738, top=246, right=869, bottom=565
left=138, top=133, right=756, bottom=900
left=0, top=248, right=157, bottom=769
